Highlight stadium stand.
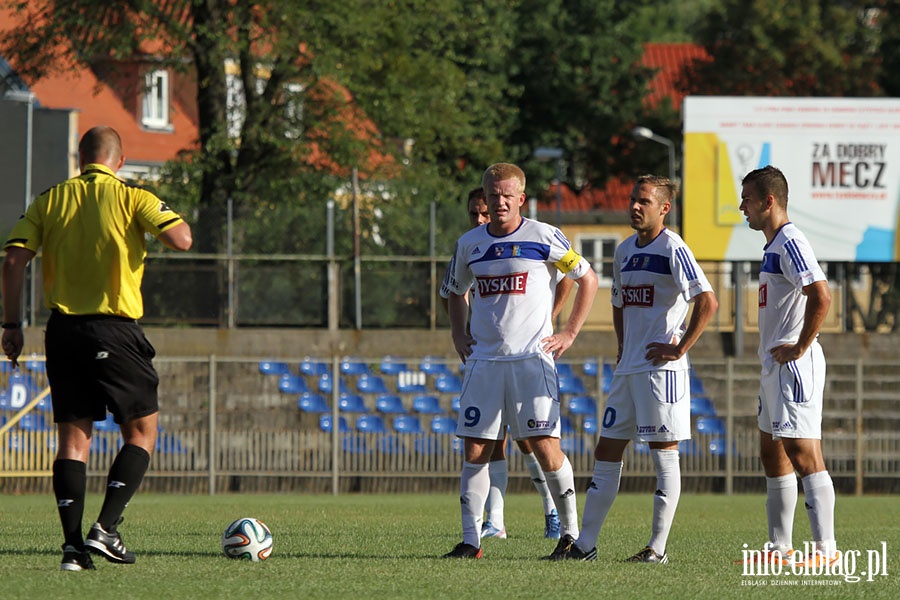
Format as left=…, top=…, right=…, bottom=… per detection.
left=583, top=359, right=598, bottom=376
left=319, top=414, right=350, bottom=433
left=375, top=394, right=406, bottom=414
left=300, top=358, right=329, bottom=376
left=584, top=416, right=598, bottom=435
left=695, top=416, right=726, bottom=436
left=357, top=374, right=389, bottom=394
left=420, top=356, right=453, bottom=376
left=690, top=396, right=717, bottom=417
left=340, top=357, right=371, bottom=375
left=338, top=393, right=369, bottom=413
left=434, top=374, right=462, bottom=394
left=430, top=416, right=457, bottom=434
left=412, top=395, right=443, bottom=415
left=379, top=356, right=407, bottom=375
left=297, top=392, right=329, bottom=413
left=567, top=395, right=597, bottom=416
left=397, top=371, right=427, bottom=394
left=393, top=415, right=424, bottom=434
left=558, top=375, right=586, bottom=395
left=258, top=360, right=291, bottom=376
left=318, top=373, right=348, bottom=394
left=356, top=415, right=388, bottom=433
left=556, top=362, right=574, bottom=378
left=451, top=396, right=460, bottom=412
left=278, top=374, right=308, bottom=394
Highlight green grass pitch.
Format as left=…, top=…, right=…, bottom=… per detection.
left=0, top=492, right=897, bottom=599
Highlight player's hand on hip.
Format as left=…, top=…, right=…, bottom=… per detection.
left=645, top=342, right=682, bottom=366
left=452, top=333, right=475, bottom=364
left=542, top=331, right=575, bottom=358
left=769, top=343, right=803, bottom=365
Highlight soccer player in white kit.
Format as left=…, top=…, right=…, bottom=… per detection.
left=549, top=174, right=718, bottom=563
left=738, top=165, right=838, bottom=568
left=440, top=186, right=572, bottom=541
left=440, top=163, right=598, bottom=559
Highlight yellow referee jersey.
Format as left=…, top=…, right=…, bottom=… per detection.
left=3, top=163, right=185, bottom=319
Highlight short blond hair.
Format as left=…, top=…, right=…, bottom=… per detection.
left=482, top=163, right=526, bottom=193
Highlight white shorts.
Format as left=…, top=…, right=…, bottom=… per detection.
left=456, top=354, right=561, bottom=440
left=600, top=369, right=691, bottom=442
left=757, top=341, right=825, bottom=439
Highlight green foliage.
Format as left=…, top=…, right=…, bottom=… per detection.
left=682, top=0, right=883, bottom=96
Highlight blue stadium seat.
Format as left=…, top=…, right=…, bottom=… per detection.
left=95, top=414, right=118, bottom=432
left=300, top=358, right=330, bottom=376
left=559, top=415, right=575, bottom=434
left=566, top=395, right=597, bottom=416
left=583, top=359, right=598, bottom=376
left=451, top=396, right=460, bottom=412
left=393, top=415, right=424, bottom=434
left=690, top=396, right=717, bottom=417
left=584, top=417, right=598, bottom=435
left=318, top=373, right=348, bottom=394
left=379, top=356, right=407, bottom=375
left=556, top=362, right=574, bottom=378
left=430, top=416, right=457, bottom=434
left=356, top=414, right=387, bottom=433
left=696, top=416, right=726, bottom=436
left=412, top=395, right=443, bottom=414
left=434, top=374, right=462, bottom=394
left=375, top=394, right=406, bottom=414
left=558, top=375, right=586, bottom=395
left=297, top=392, right=329, bottom=413
left=338, top=393, right=369, bottom=413
left=278, top=374, right=309, bottom=394
left=319, top=414, right=350, bottom=433
left=340, top=357, right=371, bottom=376
left=420, top=356, right=453, bottom=376
left=259, top=361, right=291, bottom=376
left=357, top=374, right=389, bottom=394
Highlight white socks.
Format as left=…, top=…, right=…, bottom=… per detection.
left=802, top=470, right=837, bottom=557
left=523, top=452, right=556, bottom=514
left=765, top=473, right=798, bottom=552
left=485, top=460, right=508, bottom=529
left=648, top=449, right=681, bottom=555
left=460, top=461, right=490, bottom=547
left=544, top=457, right=579, bottom=538
left=576, top=460, right=623, bottom=551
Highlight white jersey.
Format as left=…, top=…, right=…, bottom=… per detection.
left=611, top=228, right=712, bottom=373
left=442, top=218, right=591, bottom=359
left=757, top=222, right=827, bottom=365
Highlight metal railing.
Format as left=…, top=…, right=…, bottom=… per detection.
left=1, top=355, right=897, bottom=495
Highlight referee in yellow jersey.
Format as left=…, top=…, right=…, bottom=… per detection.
left=1, top=126, right=192, bottom=571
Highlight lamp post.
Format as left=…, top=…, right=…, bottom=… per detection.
left=631, top=126, right=678, bottom=231
left=533, top=146, right=564, bottom=228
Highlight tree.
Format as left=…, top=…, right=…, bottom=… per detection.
left=681, top=0, right=883, bottom=97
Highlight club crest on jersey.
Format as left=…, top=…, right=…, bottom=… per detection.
left=630, top=255, right=651, bottom=269
left=494, top=245, right=505, bottom=257
left=621, top=284, right=654, bottom=307
left=476, top=272, right=527, bottom=296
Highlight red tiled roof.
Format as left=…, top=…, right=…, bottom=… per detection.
left=641, top=42, right=710, bottom=109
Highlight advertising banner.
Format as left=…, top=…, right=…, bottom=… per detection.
left=683, top=97, right=900, bottom=261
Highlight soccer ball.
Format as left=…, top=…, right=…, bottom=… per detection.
left=221, top=517, right=273, bottom=561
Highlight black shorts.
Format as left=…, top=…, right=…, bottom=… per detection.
left=45, top=311, right=159, bottom=425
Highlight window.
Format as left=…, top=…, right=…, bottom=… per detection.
left=141, top=69, right=169, bottom=129
left=577, top=235, right=619, bottom=287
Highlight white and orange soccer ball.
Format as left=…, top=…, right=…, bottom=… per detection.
left=221, top=517, right=273, bottom=562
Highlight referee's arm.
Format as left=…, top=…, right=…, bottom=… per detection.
left=1, top=246, right=36, bottom=365
left=157, top=222, right=193, bottom=251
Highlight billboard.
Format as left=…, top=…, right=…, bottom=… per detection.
left=683, top=97, right=900, bottom=261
